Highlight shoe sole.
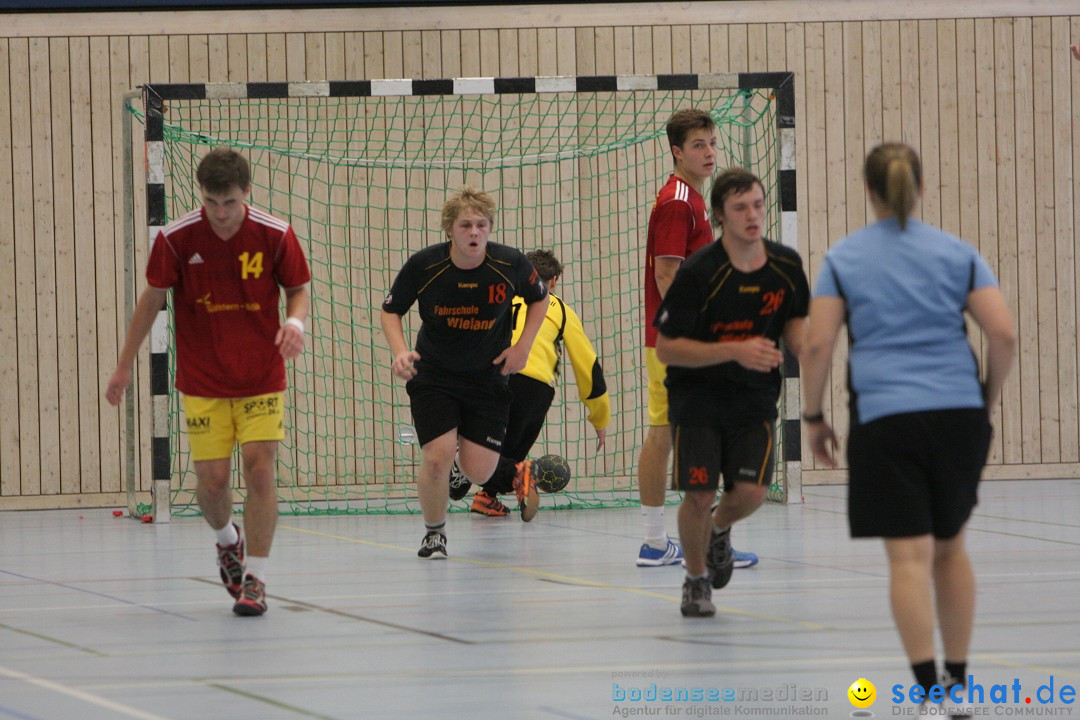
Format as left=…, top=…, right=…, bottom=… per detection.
left=680, top=605, right=716, bottom=618
left=519, top=486, right=539, bottom=522
left=470, top=508, right=509, bottom=517
left=418, top=552, right=447, bottom=560
left=232, top=602, right=266, bottom=617
left=636, top=557, right=682, bottom=567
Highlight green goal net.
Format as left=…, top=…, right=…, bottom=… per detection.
left=130, top=75, right=789, bottom=515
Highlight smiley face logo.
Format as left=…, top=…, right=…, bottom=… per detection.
left=848, top=678, right=876, bottom=708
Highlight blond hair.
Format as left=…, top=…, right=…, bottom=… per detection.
left=864, top=143, right=922, bottom=230
left=441, top=185, right=496, bottom=235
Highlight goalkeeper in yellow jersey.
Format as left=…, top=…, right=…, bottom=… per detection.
left=448, top=249, right=610, bottom=516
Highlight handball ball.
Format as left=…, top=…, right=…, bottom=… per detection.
left=533, top=453, right=572, bottom=493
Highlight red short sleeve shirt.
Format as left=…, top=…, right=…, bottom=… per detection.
left=146, top=206, right=312, bottom=398
left=644, top=175, right=713, bottom=348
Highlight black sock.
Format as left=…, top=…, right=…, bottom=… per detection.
left=483, top=456, right=519, bottom=495
left=912, top=659, right=938, bottom=698
left=943, top=660, right=967, bottom=687
left=424, top=521, right=445, bottom=536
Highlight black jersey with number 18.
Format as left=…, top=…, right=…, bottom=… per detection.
left=382, top=241, right=547, bottom=381
left=655, top=238, right=809, bottom=425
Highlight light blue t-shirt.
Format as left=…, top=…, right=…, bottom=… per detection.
left=813, top=218, right=997, bottom=424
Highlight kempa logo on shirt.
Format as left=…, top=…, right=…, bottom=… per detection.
left=485, top=436, right=502, bottom=447
left=189, top=253, right=204, bottom=264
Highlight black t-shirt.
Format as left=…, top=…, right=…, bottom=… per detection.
left=382, top=241, right=548, bottom=381
left=655, top=239, right=809, bottom=425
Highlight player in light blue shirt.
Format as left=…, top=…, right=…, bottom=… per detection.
left=801, top=143, right=1016, bottom=708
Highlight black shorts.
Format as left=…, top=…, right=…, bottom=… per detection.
left=503, top=374, right=556, bottom=462
left=847, top=408, right=992, bottom=539
left=671, top=420, right=775, bottom=492
left=406, top=369, right=511, bottom=452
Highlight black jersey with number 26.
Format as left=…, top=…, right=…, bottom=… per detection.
left=655, top=239, right=809, bottom=425
left=382, top=241, right=548, bottom=381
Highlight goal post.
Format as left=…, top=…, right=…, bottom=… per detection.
left=130, top=71, right=798, bottom=520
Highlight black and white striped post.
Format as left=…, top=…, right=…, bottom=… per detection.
left=144, top=89, right=172, bottom=523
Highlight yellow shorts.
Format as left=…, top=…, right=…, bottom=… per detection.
left=182, top=393, right=285, bottom=462
left=645, top=347, right=669, bottom=427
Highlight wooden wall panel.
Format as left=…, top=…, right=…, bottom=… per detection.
left=29, top=38, right=60, bottom=497
left=10, top=39, right=42, bottom=498
left=50, top=38, right=80, bottom=496
left=2, top=7, right=1079, bottom=505
left=0, top=39, right=18, bottom=498
left=1053, top=17, right=1079, bottom=463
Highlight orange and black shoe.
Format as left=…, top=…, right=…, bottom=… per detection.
left=513, top=460, right=540, bottom=522
left=215, top=524, right=245, bottom=599
left=470, top=489, right=510, bottom=517
left=232, top=574, right=267, bottom=616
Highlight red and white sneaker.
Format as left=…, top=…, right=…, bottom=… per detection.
left=232, top=574, right=267, bottom=616
left=215, top=524, right=245, bottom=599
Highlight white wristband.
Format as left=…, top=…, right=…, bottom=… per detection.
left=284, top=317, right=305, bottom=334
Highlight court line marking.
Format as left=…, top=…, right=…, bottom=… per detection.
left=0, top=569, right=197, bottom=621
left=188, top=577, right=473, bottom=644
left=0, top=665, right=170, bottom=720
left=0, top=704, right=43, bottom=720
left=0, top=621, right=106, bottom=656
left=279, top=524, right=831, bottom=631
left=207, top=682, right=341, bottom=720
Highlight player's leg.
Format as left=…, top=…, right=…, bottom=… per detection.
left=230, top=393, right=287, bottom=616
left=671, top=423, right=723, bottom=617
left=933, top=530, right=974, bottom=670
left=407, top=376, right=464, bottom=558
left=419, top=430, right=458, bottom=520
left=458, top=378, right=540, bottom=521
left=884, top=535, right=936, bottom=665
left=416, top=430, right=457, bottom=558
left=848, top=411, right=943, bottom=697
left=927, top=408, right=991, bottom=694
left=636, top=348, right=680, bottom=565
left=501, top=374, right=554, bottom=462
left=707, top=420, right=772, bottom=588
left=184, top=395, right=246, bottom=601
left=468, top=376, right=553, bottom=516
left=230, top=440, right=278, bottom=615
left=239, top=439, right=279, bottom=562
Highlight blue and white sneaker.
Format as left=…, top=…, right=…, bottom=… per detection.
left=636, top=539, right=684, bottom=567
left=681, top=548, right=760, bottom=569
left=733, top=549, right=759, bottom=569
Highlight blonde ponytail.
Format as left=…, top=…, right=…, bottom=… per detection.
left=865, top=143, right=922, bottom=230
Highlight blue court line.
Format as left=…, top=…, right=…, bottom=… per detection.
left=0, top=569, right=197, bottom=621
left=0, top=704, right=44, bottom=720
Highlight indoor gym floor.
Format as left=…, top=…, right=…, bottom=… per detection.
left=0, top=478, right=1077, bottom=720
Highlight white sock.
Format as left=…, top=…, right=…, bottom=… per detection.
left=214, top=523, right=239, bottom=547
left=245, top=556, right=268, bottom=581
left=641, top=505, right=668, bottom=549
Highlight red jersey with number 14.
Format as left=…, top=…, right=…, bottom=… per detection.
left=146, top=206, right=311, bottom=398
left=644, top=175, right=713, bottom=347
